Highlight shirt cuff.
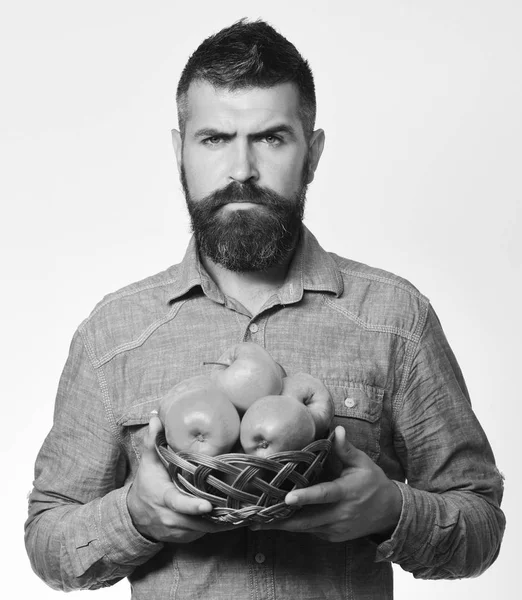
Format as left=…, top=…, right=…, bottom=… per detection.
left=372, top=480, right=408, bottom=560
left=96, top=484, right=164, bottom=566
left=373, top=481, right=441, bottom=564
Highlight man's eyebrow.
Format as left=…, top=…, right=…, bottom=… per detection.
left=192, top=124, right=297, bottom=139
left=251, top=124, right=297, bottom=138
left=193, top=128, right=234, bottom=139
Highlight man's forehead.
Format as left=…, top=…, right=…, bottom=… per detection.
left=183, top=80, right=302, bottom=131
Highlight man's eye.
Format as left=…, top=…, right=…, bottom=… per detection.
left=263, top=135, right=282, bottom=146
left=203, top=136, right=224, bottom=145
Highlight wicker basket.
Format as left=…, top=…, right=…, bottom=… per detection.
left=155, top=430, right=335, bottom=525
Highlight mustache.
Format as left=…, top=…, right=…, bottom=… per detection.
left=197, top=181, right=288, bottom=211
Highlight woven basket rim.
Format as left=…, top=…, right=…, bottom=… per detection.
left=154, top=429, right=334, bottom=525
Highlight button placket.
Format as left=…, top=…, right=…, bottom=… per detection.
left=248, top=530, right=274, bottom=600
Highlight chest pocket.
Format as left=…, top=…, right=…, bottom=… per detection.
left=116, top=397, right=161, bottom=466
left=326, top=382, right=384, bottom=462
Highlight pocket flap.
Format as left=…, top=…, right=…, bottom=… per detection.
left=116, top=397, right=161, bottom=427
left=329, top=383, right=384, bottom=423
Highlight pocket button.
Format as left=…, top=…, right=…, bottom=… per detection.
left=344, top=397, right=356, bottom=408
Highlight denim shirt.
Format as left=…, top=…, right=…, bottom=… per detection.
left=25, top=226, right=505, bottom=599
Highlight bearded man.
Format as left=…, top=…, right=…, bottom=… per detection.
left=25, top=19, right=505, bottom=599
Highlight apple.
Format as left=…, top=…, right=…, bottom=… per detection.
left=239, top=394, right=316, bottom=458
left=165, top=374, right=216, bottom=399
left=203, top=342, right=285, bottom=414
left=157, top=374, right=216, bottom=421
left=158, top=378, right=240, bottom=456
left=281, top=373, right=335, bottom=438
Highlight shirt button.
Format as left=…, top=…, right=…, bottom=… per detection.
left=249, top=323, right=259, bottom=333
left=254, top=552, right=266, bottom=564
left=344, top=397, right=356, bottom=408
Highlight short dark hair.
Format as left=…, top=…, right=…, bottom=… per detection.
left=176, top=19, right=316, bottom=138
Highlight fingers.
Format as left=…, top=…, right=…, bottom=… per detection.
left=285, top=478, right=345, bottom=507
left=281, top=427, right=358, bottom=507
left=148, top=413, right=164, bottom=439
left=163, top=486, right=213, bottom=515
left=333, top=426, right=364, bottom=466
left=146, top=414, right=214, bottom=515
left=334, top=424, right=346, bottom=447
left=142, top=413, right=164, bottom=455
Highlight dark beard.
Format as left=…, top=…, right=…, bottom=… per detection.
left=181, top=165, right=308, bottom=272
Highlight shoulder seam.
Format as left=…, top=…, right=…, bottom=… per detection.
left=80, top=300, right=187, bottom=368
left=77, top=327, right=125, bottom=447
left=323, top=296, right=423, bottom=342
left=85, top=272, right=199, bottom=322
left=392, top=300, right=431, bottom=414
left=336, top=263, right=428, bottom=302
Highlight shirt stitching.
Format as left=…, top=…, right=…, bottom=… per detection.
left=87, top=276, right=201, bottom=317
left=392, top=301, right=430, bottom=414
left=169, top=554, right=180, bottom=600
left=87, top=301, right=187, bottom=368
left=78, top=327, right=124, bottom=447
left=323, top=297, right=421, bottom=341
left=345, top=542, right=351, bottom=599
left=336, top=264, right=428, bottom=301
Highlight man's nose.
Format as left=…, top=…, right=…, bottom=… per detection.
left=228, top=142, right=259, bottom=184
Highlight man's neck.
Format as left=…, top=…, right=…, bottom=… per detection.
left=200, top=253, right=294, bottom=316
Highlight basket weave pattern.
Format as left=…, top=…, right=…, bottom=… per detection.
left=155, top=430, right=334, bottom=525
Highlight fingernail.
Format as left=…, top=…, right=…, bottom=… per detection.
left=198, top=502, right=211, bottom=512
left=285, top=493, right=298, bottom=505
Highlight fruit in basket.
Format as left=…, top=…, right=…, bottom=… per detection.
left=281, top=373, right=335, bottom=438
left=239, top=394, right=316, bottom=458
left=204, top=342, right=285, bottom=414
left=167, top=374, right=215, bottom=396
left=158, top=377, right=240, bottom=456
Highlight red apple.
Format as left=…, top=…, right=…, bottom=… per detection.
left=158, top=378, right=240, bottom=456
left=204, top=342, right=285, bottom=414
left=239, top=394, right=316, bottom=458
left=281, top=373, right=335, bottom=438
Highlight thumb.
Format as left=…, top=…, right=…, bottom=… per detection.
left=142, top=412, right=164, bottom=460
left=333, top=425, right=362, bottom=466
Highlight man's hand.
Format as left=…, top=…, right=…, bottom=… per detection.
left=126, top=414, right=237, bottom=543
left=252, top=426, right=402, bottom=543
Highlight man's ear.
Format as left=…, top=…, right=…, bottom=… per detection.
left=306, top=129, right=325, bottom=184
left=171, top=129, right=182, bottom=172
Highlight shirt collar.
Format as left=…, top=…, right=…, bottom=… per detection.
left=165, top=225, right=344, bottom=305
left=164, top=235, right=225, bottom=304
left=277, top=225, right=344, bottom=305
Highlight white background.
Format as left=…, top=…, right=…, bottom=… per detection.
left=1, top=1, right=520, bottom=598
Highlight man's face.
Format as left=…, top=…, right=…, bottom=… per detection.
left=172, top=81, right=324, bottom=272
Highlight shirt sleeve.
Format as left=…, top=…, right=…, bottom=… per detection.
left=24, top=328, right=163, bottom=591
left=374, top=304, right=506, bottom=578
